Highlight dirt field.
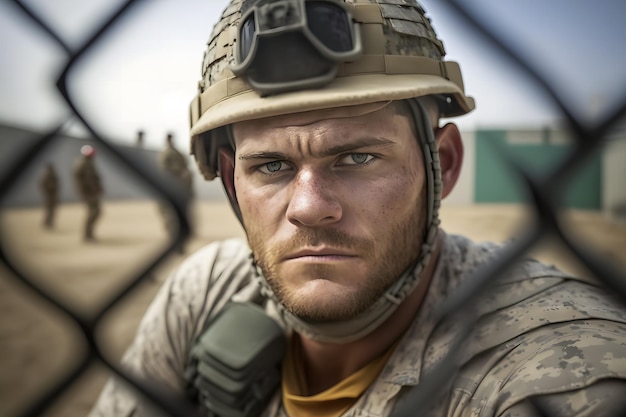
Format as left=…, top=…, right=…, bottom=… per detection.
left=1, top=200, right=624, bottom=417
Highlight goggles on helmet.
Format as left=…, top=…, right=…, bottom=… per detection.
left=231, top=0, right=362, bottom=96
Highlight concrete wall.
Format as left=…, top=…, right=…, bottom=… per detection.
left=0, top=124, right=226, bottom=207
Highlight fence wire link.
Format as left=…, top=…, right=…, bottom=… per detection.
left=1, top=1, right=625, bottom=417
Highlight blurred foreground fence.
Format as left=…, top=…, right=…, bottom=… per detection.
left=0, top=1, right=625, bottom=417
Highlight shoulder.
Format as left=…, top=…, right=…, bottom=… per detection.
left=448, top=314, right=626, bottom=416
left=168, top=237, right=254, bottom=294
left=441, top=233, right=570, bottom=284
left=135, top=238, right=256, bottom=336
left=163, top=238, right=256, bottom=322
left=127, top=239, right=256, bottom=377
left=475, top=315, right=626, bottom=415
left=87, top=238, right=258, bottom=417
left=177, top=237, right=252, bottom=276
left=433, top=234, right=626, bottom=398
left=440, top=234, right=626, bottom=352
left=159, top=148, right=174, bottom=159
left=443, top=285, right=626, bottom=413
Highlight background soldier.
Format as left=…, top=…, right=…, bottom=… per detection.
left=38, top=162, right=59, bottom=229
left=135, top=129, right=145, bottom=148
left=73, top=144, right=103, bottom=242
left=157, top=132, right=193, bottom=252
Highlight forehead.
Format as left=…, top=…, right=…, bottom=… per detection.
left=232, top=101, right=410, bottom=146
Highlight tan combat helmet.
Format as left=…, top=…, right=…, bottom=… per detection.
left=189, top=0, right=474, bottom=181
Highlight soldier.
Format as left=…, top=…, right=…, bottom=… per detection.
left=157, top=132, right=193, bottom=252
left=73, top=144, right=103, bottom=241
left=135, top=130, right=145, bottom=148
left=89, top=1, right=626, bottom=416
left=38, top=162, right=59, bottom=229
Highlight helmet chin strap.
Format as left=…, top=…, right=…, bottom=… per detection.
left=247, top=98, right=443, bottom=344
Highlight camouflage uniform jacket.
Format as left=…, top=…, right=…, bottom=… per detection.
left=159, top=146, right=193, bottom=196
left=39, top=166, right=59, bottom=195
left=159, top=146, right=187, bottom=176
left=88, top=232, right=626, bottom=417
left=73, top=157, right=102, bottom=199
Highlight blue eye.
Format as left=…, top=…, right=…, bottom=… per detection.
left=350, top=153, right=369, bottom=164
left=260, top=161, right=285, bottom=174
left=339, top=153, right=374, bottom=165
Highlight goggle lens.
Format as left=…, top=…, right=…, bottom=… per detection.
left=306, top=1, right=354, bottom=53
left=233, top=0, right=361, bottom=94
left=239, top=15, right=256, bottom=64
left=253, top=33, right=333, bottom=84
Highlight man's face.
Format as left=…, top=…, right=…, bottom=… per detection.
left=232, top=102, right=427, bottom=322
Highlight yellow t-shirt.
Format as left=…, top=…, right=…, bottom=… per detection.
left=282, top=337, right=396, bottom=417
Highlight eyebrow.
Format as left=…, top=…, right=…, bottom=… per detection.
left=238, top=136, right=395, bottom=161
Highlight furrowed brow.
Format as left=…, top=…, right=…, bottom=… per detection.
left=237, top=137, right=394, bottom=161
left=238, top=151, right=285, bottom=161
left=320, top=137, right=395, bottom=157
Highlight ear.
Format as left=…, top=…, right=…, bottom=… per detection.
left=218, top=147, right=243, bottom=223
left=434, top=123, right=463, bottom=198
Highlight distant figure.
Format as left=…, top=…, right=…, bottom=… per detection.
left=158, top=132, right=193, bottom=252
left=136, top=130, right=145, bottom=148
left=39, top=162, right=59, bottom=229
left=73, top=144, right=103, bottom=242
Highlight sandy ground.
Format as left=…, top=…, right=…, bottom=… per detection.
left=1, top=200, right=624, bottom=417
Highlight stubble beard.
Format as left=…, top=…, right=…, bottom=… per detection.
left=247, top=205, right=425, bottom=323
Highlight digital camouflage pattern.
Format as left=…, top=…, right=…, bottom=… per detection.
left=87, top=233, right=626, bottom=417
left=73, top=155, right=102, bottom=240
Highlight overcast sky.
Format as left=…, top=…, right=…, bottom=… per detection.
left=1, top=0, right=625, bottom=150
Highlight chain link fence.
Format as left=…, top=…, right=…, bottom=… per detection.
left=1, top=1, right=625, bottom=417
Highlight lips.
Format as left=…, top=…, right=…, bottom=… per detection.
left=284, top=247, right=357, bottom=261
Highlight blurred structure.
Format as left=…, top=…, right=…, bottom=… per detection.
left=38, top=162, right=59, bottom=229
left=72, top=145, right=103, bottom=241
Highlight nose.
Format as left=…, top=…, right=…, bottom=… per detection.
left=286, top=168, right=342, bottom=227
